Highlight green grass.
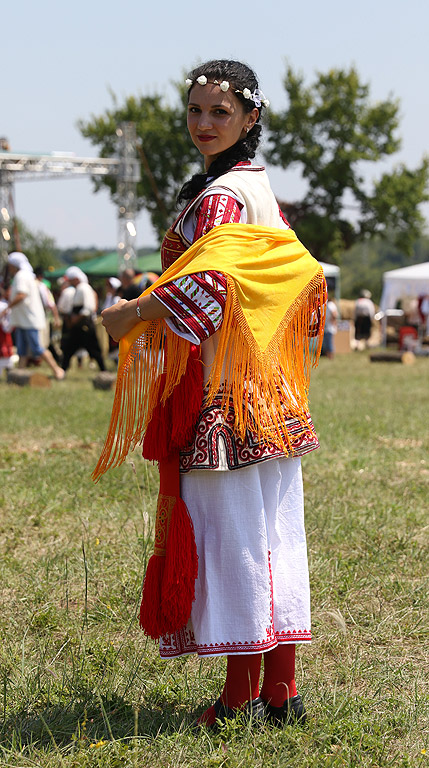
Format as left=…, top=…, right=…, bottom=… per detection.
left=0, top=354, right=427, bottom=767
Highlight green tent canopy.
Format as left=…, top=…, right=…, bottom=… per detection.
left=49, top=250, right=161, bottom=279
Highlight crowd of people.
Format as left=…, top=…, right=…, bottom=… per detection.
left=320, top=288, right=377, bottom=358
left=0, top=254, right=153, bottom=377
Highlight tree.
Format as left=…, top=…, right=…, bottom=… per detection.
left=340, top=234, right=429, bottom=302
left=78, top=90, right=201, bottom=244
left=265, top=66, right=429, bottom=262
left=9, top=218, right=59, bottom=271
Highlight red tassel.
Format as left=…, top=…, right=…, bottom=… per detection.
left=139, top=554, right=169, bottom=640
left=169, top=345, right=203, bottom=449
left=142, top=373, right=170, bottom=462
left=161, top=497, right=198, bottom=630
left=139, top=497, right=199, bottom=639
left=140, top=345, right=202, bottom=639
left=142, top=344, right=203, bottom=462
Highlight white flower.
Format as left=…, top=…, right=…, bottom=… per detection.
left=219, top=80, right=229, bottom=92
left=196, top=75, right=207, bottom=86
left=262, top=99, right=270, bottom=108
left=242, top=88, right=252, bottom=100
left=185, top=78, right=193, bottom=89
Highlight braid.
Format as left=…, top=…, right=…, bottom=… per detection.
left=177, top=171, right=209, bottom=204
left=177, top=60, right=265, bottom=205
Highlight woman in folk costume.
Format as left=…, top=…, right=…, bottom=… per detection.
left=96, top=60, right=326, bottom=729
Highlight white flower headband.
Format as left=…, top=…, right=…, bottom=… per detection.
left=185, top=76, right=270, bottom=109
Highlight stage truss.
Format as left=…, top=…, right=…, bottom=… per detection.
left=0, top=123, right=140, bottom=271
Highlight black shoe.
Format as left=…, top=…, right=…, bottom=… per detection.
left=263, top=694, right=307, bottom=726
left=193, top=696, right=266, bottom=731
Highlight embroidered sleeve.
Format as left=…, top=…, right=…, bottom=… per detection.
left=193, top=192, right=243, bottom=240
left=153, top=272, right=228, bottom=343
left=153, top=193, right=241, bottom=343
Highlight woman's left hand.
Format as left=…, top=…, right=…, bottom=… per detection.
left=101, top=298, right=140, bottom=341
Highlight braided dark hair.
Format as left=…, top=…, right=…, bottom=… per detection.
left=177, top=60, right=265, bottom=205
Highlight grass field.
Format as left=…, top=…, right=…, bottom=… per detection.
left=0, top=353, right=427, bottom=767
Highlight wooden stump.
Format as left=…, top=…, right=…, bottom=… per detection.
left=29, top=372, right=53, bottom=388
left=370, top=351, right=416, bottom=365
left=7, top=369, right=51, bottom=387
left=401, top=351, right=416, bottom=365
left=93, top=372, right=116, bottom=390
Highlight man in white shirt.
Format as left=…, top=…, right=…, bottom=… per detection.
left=354, top=289, right=375, bottom=347
left=1, top=252, right=64, bottom=379
left=61, top=267, right=106, bottom=372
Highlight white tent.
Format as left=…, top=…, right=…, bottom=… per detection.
left=319, top=261, right=340, bottom=301
left=319, top=261, right=340, bottom=279
left=380, top=262, right=429, bottom=311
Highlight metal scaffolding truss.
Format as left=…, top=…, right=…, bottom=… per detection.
left=0, top=123, right=141, bottom=271
left=0, top=153, right=121, bottom=181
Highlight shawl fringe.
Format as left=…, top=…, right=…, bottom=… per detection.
left=92, top=272, right=326, bottom=482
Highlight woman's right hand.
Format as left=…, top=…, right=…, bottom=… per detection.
left=101, top=298, right=140, bottom=341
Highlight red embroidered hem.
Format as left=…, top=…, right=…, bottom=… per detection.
left=159, top=628, right=312, bottom=658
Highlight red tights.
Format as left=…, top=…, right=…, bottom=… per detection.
left=197, top=644, right=296, bottom=725
left=260, top=643, right=297, bottom=706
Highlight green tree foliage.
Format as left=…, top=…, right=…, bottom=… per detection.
left=265, top=66, right=429, bottom=262
left=361, top=162, right=429, bottom=253
left=340, top=234, right=429, bottom=302
left=9, top=218, right=59, bottom=271
left=78, top=90, right=201, bottom=244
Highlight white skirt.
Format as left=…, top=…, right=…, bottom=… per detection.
left=159, top=456, right=311, bottom=658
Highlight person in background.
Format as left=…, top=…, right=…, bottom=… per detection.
left=35, top=266, right=62, bottom=362
left=354, top=289, right=375, bottom=349
left=322, top=290, right=338, bottom=359
left=56, top=276, right=75, bottom=318
left=102, top=277, right=122, bottom=362
left=119, top=268, right=142, bottom=301
left=0, top=252, right=64, bottom=379
left=57, top=276, right=75, bottom=363
left=102, top=277, right=122, bottom=311
left=61, top=267, right=105, bottom=373
left=418, top=293, right=429, bottom=338
left=0, top=281, right=13, bottom=375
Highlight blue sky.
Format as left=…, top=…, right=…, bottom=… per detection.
left=4, top=0, right=428, bottom=249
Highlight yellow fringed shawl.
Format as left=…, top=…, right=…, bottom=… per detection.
left=93, top=223, right=326, bottom=481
